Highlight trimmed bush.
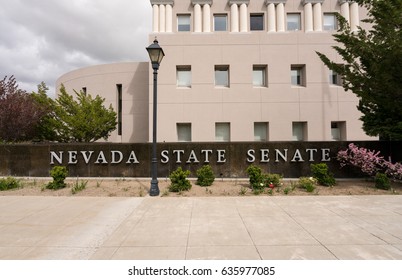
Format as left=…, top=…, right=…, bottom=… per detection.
left=196, top=165, right=215, bottom=186
left=169, top=167, right=192, bottom=192
left=246, top=164, right=282, bottom=190
left=310, top=163, right=336, bottom=186
left=46, top=166, right=68, bottom=190
left=375, top=173, right=390, bottom=190
left=0, top=177, right=22, bottom=191
left=298, top=177, right=317, bottom=193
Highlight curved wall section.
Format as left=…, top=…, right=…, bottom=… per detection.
left=56, top=62, right=149, bottom=143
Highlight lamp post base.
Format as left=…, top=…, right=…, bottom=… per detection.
left=150, top=179, right=160, bottom=196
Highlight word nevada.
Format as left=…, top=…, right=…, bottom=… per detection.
left=49, top=147, right=331, bottom=165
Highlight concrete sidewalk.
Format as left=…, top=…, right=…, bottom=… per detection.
left=0, top=195, right=402, bottom=260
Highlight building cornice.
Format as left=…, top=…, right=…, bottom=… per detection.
left=302, top=0, right=324, bottom=5
left=264, top=0, right=287, bottom=5
left=338, top=0, right=353, bottom=4
left=150, top=0, right=174, bottom=5
left=229, top=0, right=250, bottom=5
left=192, top=0, right=213, bottom=5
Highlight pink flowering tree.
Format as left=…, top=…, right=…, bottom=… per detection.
left=337, top=143, right=402, bottom=180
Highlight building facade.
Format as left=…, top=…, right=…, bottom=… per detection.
left=57, top=0, right=375, bottom=143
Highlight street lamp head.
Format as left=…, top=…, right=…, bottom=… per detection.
left=146, top=38, right=165, bottom=68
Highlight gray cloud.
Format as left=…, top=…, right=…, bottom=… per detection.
left=0, top=0, right=151, bottom=96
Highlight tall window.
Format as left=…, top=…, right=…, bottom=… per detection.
left=254, top=122, right=268, bottom=141
left=214, top=14, right=227, bottom=31
left=331, top=121, right=346, bottom=141
left=250, top=14, right=264, bottom=31
left=177, top=123, right=192, bottom=142
left=292, top=122, right=307, bottom=141
left=178, top=15, right=191, bottom=31
left=323, top=14, right=338, bottom=31
left=215, top=123, right=230, bottom=141
left=291, top=65, right=306, bottom=86
left=329, top=67, right=343, bottom=86
left=116, top=84, right=122, bottom=136
left=253, top=65, right=267, bottom=87
left=287, top=13, right=301, bottom=31
left=215, top=65, right=230, bottom=87
left=177, top=66, right=192, bottom=88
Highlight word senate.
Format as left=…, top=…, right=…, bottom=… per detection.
left=49, top=148, right=331, bottom=165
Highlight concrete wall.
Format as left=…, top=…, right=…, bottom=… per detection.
left=1, top=142, right=400, bottom=178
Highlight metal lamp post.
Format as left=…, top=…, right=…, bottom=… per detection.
left=146, top=38, right=165, bottom=196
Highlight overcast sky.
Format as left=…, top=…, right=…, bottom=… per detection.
left=0, top=0, right=152, bottom=96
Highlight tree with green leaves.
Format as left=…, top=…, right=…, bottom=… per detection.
left=317, top=0, right=402, bottom=140
left=34, top=84, right=117, bottom=142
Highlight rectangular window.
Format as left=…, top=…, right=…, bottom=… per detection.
left=215, top=65, right=230, bottom=87
left=177, top=66, right=192, bottom=88
left=323, top=13, right=338, bottom=31
left=254, top=122, right=269, bottom=141
left=329, top=69, right=343, bottom=86
left=292, top=122, right=307, bottom=141
left=177, top=123, right=192, bottom=142
left=250, top=14, right=264, bottom=31
left=287, top=13, right=301, bottom=31
left=215, top=122, right=230, bottom=141
left=253, top=65, right=267, bottom=87
left=214, top=14, right=227, bottom=31
left=178, top=15, right=191, bottom=31
left=291, top=65, right=306, bottom=86
left=116, top=84, right=122, bottom=136
left=331, top=121, right=346, bottom=141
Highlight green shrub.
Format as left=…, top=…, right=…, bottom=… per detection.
left=375, top=173, right=390, bottom=190
left=196, top=165, right=215, bottom=186
left=298, top=177, right=317, bottom=193
left=168, top=167, right=192, bottom=192
left=0, top=177, right=22, bottom=191
left=246, top=164, right=263, bottom=189
left=246, top=165, right=283, bottom=191
left=46, top=166, right=68, bottom=190
left=310, top=163, right=336, bottom=186
left=263, top=173, right=283, bottom=188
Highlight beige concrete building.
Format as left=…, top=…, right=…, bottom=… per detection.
left=57, top=0, right=375, bottom=143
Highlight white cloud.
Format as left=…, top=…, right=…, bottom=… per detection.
left=0, top=0, right=152, bottom=96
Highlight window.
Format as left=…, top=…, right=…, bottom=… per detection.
left=177, top=66, right=192, bottom=88
left=82, top=87, right=87, bottom=95
left=291, top=65, right=306, bottom=86
left=250, top=14, right=264, bottom=31
left=215, top=65, right=230, bottom=87
left=215, top=123, right=230, bottom=141
left=178, top=15, right=191, bottom=31
left=323, top=14, right=338, bottom=31
left=214, top=14, right=227, bottom=31
left=287, top=13, right=301, bottom=31
left=292, top=122, right=307, bottom=141
left=329, top=69, right=342, bottom=86
left=331, top=121, right=346, bottom=141
left=177, top=123, right=192, bottom=142
left=253, top=65, right=267, bottom=87
left=254, top=122, right=269, bottom=141
left=116, top=84, right=122, bottom=136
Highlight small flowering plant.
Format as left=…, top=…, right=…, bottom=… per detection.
left=246, top=165, right=283, bottom=190
left=298, top=177, right=317, bottom=193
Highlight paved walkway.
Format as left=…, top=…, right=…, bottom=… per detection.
left=0, top=195, right=402, bottom=260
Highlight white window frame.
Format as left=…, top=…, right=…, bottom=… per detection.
left=215, top=65, right=230, bottom=87
left=177, top=14, right=191, bottom=31
left=176, top=66, right=192, bottom=88
left=177, top=123, right=192, bottom=142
